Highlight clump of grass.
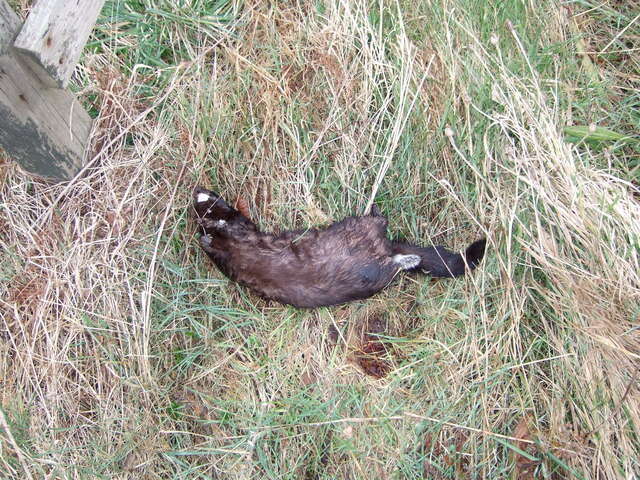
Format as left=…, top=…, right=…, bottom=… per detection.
left=1, top=0, right=638, bottom=478
left=559, top=1, right=640, bottom=180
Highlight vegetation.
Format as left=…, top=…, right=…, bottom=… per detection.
left=1, top=0, right=638, bottom=478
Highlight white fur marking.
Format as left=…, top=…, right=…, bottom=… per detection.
left=392, top=254, right=421, bottom=270
left=197, top=192, right=211, bottom=203
left=216, top=220, right=226, bottom=227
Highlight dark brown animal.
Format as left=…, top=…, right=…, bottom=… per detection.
left=194, top=187, right=486, bottom=308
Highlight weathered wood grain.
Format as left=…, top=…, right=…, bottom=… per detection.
left=0, top=0, right=93, bottom=179
left=0, top=0, right=20, bottom=55
left=13, top=0, right=106, bottom=88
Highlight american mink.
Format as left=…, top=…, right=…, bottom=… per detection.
left=194, top=187, right=486, bottom=308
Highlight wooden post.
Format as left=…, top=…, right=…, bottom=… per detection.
left=14, top=0, right=106, bottom=88
left=0, top=1, right=16, bottom=56
left=0, top=0, right=103, bottom=180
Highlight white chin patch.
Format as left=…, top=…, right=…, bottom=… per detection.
left=196, top=192, right=211, bottom=203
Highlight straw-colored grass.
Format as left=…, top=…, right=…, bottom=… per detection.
left=1, top=0, right=638, bottom=478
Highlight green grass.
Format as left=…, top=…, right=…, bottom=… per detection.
left=1, top=0, right=639, bottom=478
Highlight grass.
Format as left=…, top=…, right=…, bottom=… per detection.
left=1, top=0, right=639, bottom=478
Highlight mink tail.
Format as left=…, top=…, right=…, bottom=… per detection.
left=391, top=238, right=486, bottom=278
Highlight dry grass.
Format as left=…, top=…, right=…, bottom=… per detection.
left=1, top=0, right=639, bottom=478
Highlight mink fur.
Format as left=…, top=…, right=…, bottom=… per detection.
left=194, top=187, right=486, bottom=308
